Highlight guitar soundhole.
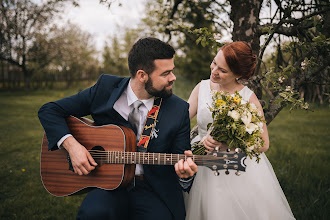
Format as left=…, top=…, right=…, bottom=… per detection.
left=91, top=146, right=105, bottom=167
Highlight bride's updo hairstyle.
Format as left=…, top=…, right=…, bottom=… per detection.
left=221, top=41, right=257, bottom=80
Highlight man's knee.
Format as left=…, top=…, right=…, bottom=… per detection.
left=77, top=204, right=111, bottom=220
left=77, top=188, right=129, bottom=220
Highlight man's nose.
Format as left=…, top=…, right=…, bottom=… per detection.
left=169, top=72, right=176, bottom=81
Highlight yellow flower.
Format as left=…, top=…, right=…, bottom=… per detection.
left=215, top=99, right=225, bottom=108
left=233, top=96, right=241, bottom=103
left=21, top=169, right=26, bottom=172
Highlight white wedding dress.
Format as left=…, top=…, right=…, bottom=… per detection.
left=185, top=80, right=295, bottom=220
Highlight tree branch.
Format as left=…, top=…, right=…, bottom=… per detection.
left=169, top=0, right=183, bottom=19
left=0, top=56, right=22, bottom=68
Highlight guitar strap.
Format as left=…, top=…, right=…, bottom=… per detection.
left=137, top=97, right=162, bottom=152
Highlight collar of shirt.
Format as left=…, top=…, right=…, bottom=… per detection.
left=127, top=80, right=154, bottom=111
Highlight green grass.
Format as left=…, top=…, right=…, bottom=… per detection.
left=266, top=107, right=330, bottom=219
left=0, top=82, right=329, bottom=219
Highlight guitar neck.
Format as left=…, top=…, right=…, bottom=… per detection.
left=90, top=150, right=226, bottom=166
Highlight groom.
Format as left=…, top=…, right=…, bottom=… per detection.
left=38, top=37, right=197, bottom=219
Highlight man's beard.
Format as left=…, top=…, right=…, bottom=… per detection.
left=145, top=78, right=173, bottom=98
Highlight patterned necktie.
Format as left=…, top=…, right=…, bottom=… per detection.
left=128, top=100, right=144, bottom=138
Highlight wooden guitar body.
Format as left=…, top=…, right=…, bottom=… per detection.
left=40, top=116, right=136, bottom=197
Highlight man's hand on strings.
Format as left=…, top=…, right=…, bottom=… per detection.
left=62, top=136, right=98, bottom=175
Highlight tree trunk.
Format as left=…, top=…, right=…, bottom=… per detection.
left=229, top=0, right=263, bottom=99
left=229, top=0, right=262, bottom=55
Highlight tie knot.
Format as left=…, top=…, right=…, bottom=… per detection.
left=132, top=100, right=143, bottom=109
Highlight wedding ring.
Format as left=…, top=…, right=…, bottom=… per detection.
left=180, top=171, right=186, bottom=174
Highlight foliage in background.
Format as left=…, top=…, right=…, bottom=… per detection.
left=31, top=22, right=99, bottom=88
left=139, top=0, right=329, bottom=124
left=0, top=0, right=80, bottom=90
left=140, top=0, right=225, bottom=82
left=102, top=28, right=141, bottom=77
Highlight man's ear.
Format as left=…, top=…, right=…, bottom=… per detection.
left=136, top=70, right=148, bottom=83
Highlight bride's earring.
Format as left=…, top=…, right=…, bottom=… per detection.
left=236, top=78, right=239, bottom=81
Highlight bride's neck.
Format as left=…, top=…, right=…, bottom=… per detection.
left=211, top=80, right=242, bottom=94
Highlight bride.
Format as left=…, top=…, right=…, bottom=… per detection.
left=185, top=41, right=295, bottom=220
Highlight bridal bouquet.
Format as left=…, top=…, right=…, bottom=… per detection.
left=192, top=91, right=265, bottom=162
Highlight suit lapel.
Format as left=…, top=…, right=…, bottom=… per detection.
left=107, top=77, right=130, bottom=108
left=106, top=77, right=133, bottom=130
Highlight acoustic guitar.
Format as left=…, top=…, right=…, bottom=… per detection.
left=40, top=116, right=246, bottom=197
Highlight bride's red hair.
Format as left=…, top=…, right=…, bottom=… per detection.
left=221, top=42, right=257, bottom=80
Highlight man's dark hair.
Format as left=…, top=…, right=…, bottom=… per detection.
left=128, top=37, right=175, bottom=77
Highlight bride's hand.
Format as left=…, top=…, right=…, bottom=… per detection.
left=203, top=135, right=223, bottom=153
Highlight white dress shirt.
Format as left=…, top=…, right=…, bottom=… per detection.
left=113, top=80, right=154, bottom=175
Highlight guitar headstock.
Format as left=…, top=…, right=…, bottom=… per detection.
left=201, top=149, right=246, bottom=176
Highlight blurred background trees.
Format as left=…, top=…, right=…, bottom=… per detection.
left=0, top=0, right=80, bottom=90
left=1, top=0, right=329, bottom=122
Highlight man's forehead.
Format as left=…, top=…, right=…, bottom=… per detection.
left=153, top=58, right=175, bottom=69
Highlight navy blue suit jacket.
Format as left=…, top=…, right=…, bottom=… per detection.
left=38, top=74, right=191, bottom=219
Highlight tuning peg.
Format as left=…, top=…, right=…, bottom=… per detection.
left=235, top=148, right=242, bottom=153
left=214, top=171, right=220, bottom=176
left=235, top=171, right=241, bottom=176
left=225, top=170, right=230, bottom=175
left=215, top=146, right=219, bottom=152
left=226, top=148, right=231, bottom=152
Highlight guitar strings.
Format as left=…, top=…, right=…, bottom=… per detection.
left=87, top=150, right=242, bottom=167
left=88, top=150, right=240, bottom=160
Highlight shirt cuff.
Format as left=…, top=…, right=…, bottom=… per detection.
left=57, top=134, right=72, bottom=149
left=179, top=174, right=196, bottom=191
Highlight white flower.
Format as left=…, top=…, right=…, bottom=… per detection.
left=301, top=60, right=307, bottom=70
left=257, top=122, right=264, bottom=133
left=213, top=33, right=221, bottom=41
left=249, top=103, right=257, bottom=112
left=246, top=145, right=255, bottom=152
left=246, top=123, right=258, bottom=134
left=240, top=99, right=247, bottom=105
left=257, top=110, right=262, bottom=117
left=228, top=110, right=240, bottom=121
left=278, top=76, right=285, bottom=83
left=241, top=111, right=252, bottom=125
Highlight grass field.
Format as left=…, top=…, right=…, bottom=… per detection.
left=0, top=80, right=329, bottom=219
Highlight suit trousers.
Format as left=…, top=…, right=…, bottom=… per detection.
left=76, top=179, right=173, bottom=220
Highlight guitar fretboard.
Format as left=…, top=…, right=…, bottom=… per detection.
left=89, top=150, right=235, bottom=166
